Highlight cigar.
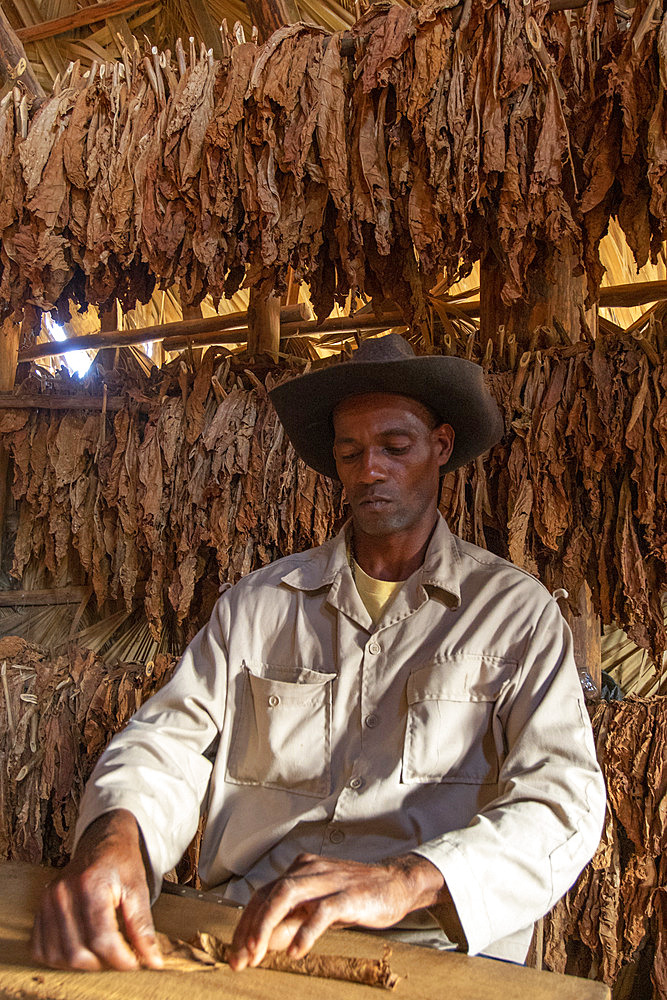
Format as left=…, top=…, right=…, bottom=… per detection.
left=151, top=931, right=400, bottom=989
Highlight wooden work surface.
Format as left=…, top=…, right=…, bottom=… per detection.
left=0, top=863, right=609, bottom=1000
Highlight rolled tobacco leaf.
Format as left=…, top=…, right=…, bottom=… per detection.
left=191, top=930, right=400, bottom=989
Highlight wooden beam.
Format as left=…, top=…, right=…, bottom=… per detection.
left=18, top=304, right=311, bottom=362
left=0, top=315, right=21, bottom=574
left=17, top=275, right=666, bottom=366
left=0, top=317, right=20, bottom=393
left=14, top=0, right=153, bottom=44
left=161, top=313, right=404, bottom=351
left=0, top=586, right=91, bottom=606
left=557, top=582, right=602, bottom=695
left=598, top=279, right=667, bottom=309
left=19, top=310, right=404, bottom=359
left=181, top=301, right=204, bottom=366
left=0, top=393, right=149, bottom=411
left=248, top=291, right=281, bottom=361
left=0, top=5, right=44, bottom=104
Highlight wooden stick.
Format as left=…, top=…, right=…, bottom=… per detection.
left=598, top=279, right=667, bottom=309
left=18, top=279, right=667, bottom=366
left=165, top=315, right=402, bottom=351
left=19, top=304, right=311, bottom=362
left=14, top=0, right=154, bottom=44
left=248, top=289, right=280, bottom=360
left=0, top=394, right=150, bottom=412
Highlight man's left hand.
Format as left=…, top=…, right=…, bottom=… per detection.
left=228, top=853, right=445, bottom=970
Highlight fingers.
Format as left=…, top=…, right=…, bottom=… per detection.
left=33, top=872, right=147, bottom=971
left=229, top=872, right=342, bottom=971
left=284, top=900, right=339, bottom=959
left=32, top=881, right=105, bottom=971
left=245, top=884, right=323, bottom=968
left=77, top=876, right=141, bottom=970
left=119, top=882, right=163, bottom=969
left=227, top=853, right=432, bottom=972
left=265, top=910, right=309, bottom=954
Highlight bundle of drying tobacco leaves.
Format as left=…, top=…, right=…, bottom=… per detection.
left=0, top=635, right=178, bottom=865
left=544, top=697, right=667, bottom=1000
left=2, top=334, right=665, bottom=660
left=1, top=0, right=666, bottom=326
left=0, top=351, right=345, bottom=645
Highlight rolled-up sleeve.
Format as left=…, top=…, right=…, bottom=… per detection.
left=74, top=597, right=230, bottom=900
left=413, top=598, right=606, bottom=957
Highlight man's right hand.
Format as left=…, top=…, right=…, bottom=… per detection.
left=31, top=808, right=163, bottom=972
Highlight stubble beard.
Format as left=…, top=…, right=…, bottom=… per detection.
left=349, top=489, right=436, bottom=538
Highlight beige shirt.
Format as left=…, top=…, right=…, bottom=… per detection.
left=76, top=514, right=606, bottom=962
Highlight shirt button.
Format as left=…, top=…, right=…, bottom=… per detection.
left=268, top=695, right=280, bottom=707
left=329, top=829, right=345, bottom=844
left=368, top=641, right=381, bottom=655
left=365, top=713, right=379, bottom=729
left=349, top=776, right=364, bottom=790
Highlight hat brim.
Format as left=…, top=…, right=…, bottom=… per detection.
left=269, top=356, right=504, bottom=480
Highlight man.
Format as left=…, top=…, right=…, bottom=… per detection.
left=32, top=334, right=606, bottom=972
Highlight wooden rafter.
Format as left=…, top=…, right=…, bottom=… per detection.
left=19, top=303, right=312, bottom=361
left=15, top=273, right=667, bottom=365
left=14, top=0, right=154, bottom=44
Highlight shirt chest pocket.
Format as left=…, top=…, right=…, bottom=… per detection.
left=402, top=658, right=511, bottom=786
left=226, top=664, right=336, bottom=798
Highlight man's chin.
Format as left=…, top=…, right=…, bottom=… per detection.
left=350, top=504, right=405, bottom=536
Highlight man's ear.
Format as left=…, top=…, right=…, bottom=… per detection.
left=434, top=423, right=455, bottom=469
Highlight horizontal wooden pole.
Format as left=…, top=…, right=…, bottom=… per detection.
left=19, top=304, right=311, bottom=362
left=14, top=0, right=154, bottom=44
left=0, top=393, right=149, bottom=412
left=15, top=278, right=667, bottom=367
left=164, top=313, right=406, bottom=351
left=0, top=586, right=90, bottom=606
left=597, top=280, right=667, bottom=309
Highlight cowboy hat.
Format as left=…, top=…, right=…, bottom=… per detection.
left=269, top=333, right=504, bottom=479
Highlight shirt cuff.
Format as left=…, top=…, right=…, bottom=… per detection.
left=412, top=840, right=493, bottom=957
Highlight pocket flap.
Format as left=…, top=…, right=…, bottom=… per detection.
left=406, top=658, right=512, bottom=704
left=246, top=661, right=336, bottom=686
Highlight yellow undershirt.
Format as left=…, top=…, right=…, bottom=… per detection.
left=352, top=559, right=403, bottom=625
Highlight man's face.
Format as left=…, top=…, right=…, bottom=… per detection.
left=332, top=393, right=455, bottom=537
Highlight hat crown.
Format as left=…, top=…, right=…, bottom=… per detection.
left=352, top=333, right=416, bottom=363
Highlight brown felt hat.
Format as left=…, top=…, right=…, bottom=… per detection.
left=269, top=333, right=504, bottom=480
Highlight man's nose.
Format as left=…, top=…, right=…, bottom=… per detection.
left=357, top=447, right=386, bottom=483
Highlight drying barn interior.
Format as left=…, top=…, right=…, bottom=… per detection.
left=0, top=0, right=666, bottom=996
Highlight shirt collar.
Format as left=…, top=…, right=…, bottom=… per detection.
left=280, top=512, right=461, bottom=610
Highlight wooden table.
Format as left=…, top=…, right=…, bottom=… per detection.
left=0, top=863, right=609, bottom=1000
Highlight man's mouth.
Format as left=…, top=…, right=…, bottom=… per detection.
left=357, top=495, right=392, bottom=507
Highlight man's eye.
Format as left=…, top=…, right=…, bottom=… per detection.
left=386, top=446, right=409, bottom=455
left=339, top=452, right=360, bottom=462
